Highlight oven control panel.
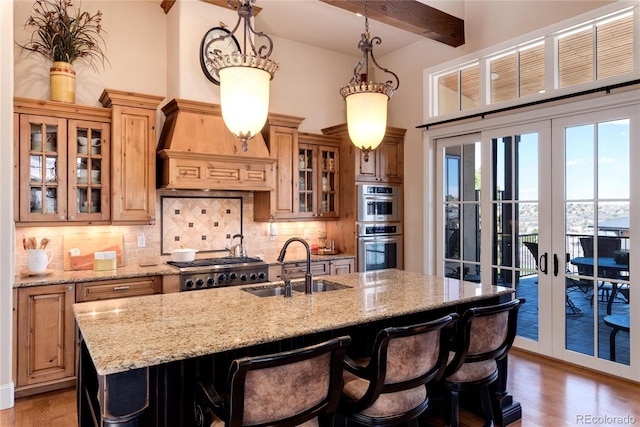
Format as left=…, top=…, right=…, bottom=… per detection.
left=180, top=268, right=268, bottom=291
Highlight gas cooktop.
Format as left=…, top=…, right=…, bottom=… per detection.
left=167, top=256, right=264, bottom=269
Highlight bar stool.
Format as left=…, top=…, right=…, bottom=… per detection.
left=441, top=298, right=525, bottom=427
left=194, top=336, right=351, bottom=427
left=338, top=314, right=459, bottom=426
left=604, top=314, right=630, bottom=362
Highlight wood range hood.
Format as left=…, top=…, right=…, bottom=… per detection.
left=157, top=98, right=276, bottom=191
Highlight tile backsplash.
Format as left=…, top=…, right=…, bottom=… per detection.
left=14, top=190, right=329, bottom=273
left=161, top=195, right=243, bottom=254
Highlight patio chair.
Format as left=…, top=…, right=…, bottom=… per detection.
left=579, top=236, right=624, bottom=305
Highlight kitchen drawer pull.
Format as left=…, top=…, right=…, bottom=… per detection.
left=112, top=286, right=131, bottom=291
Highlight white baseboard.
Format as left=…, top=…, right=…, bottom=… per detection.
left=0, top=381, right=14, bottom=410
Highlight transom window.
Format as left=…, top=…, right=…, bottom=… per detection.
left=429, top=6, right=636, bottom=118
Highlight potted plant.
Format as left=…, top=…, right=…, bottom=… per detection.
left=17, top=0, right=108, bottom=103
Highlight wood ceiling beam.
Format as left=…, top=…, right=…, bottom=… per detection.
left=319, top=0, right=464, bottom=47
left=160, top=0, right=262, bottom=16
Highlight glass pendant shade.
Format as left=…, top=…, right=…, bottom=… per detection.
left=219, top=66, right=270, bottom=143
left=346, top=91, right=388, bottom=151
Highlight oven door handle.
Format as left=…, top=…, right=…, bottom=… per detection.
left=359, top=235, right=401, bottom=241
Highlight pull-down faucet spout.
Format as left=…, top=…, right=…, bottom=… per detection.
left=277, top=237, right=313, bottom=294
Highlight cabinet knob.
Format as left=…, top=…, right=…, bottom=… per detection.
left=68, top=286, right=73, bottom=291
left=69, top=215, right=75, bottom=220
left=59, top=215, right=66, bottom=220
left=149, top=216, right=156, bottom=225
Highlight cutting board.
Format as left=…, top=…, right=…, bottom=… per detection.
left=63, top=233, right=124, bottom=271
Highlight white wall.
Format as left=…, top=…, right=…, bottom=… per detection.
left=1, top=0, right=15, bottom=411
left=13, top=0, right=167, bottom=105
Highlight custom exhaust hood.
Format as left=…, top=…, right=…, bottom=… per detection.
left=157, top=98, right=276, bottom=191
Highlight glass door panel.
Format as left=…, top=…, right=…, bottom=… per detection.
left=23, top=117, right=65, bottom=220
left=298, top=147, right=314, bottom=215
left=441, top=139, right=481, bottom=282
left=485, top=122, right=550, bottom=354
left=562, top=117, right=630, bottom=366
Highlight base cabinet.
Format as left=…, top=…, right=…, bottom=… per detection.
left=329, top=258, right=355, bottom=275
left=268, top=258, right=355, bottom=281
left=14, top=276, right=163, bottom=397
left=15, top=284, right=75, bottom=396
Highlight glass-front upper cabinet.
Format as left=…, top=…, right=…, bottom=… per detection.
left=297, top=133, right=340, bottom=219
left=16, top=101, right=111, bottom=224
left=68, top=120, right=110, bottom=221
left=21, top=115, right=68, bottom=222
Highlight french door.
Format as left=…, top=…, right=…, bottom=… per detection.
left=435, top=101, right=638, bottom=379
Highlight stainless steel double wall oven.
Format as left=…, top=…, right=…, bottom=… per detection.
left=357, top=184, right=403, bottom=271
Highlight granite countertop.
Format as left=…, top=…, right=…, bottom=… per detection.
left=73, top=269, right=513, bottom=376
left=13, top=254, right=355, bottom=288
left=13, top=263, right=180, bottom=288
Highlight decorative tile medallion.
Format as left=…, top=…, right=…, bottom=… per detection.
left=161, top=196, right=242, bottom=254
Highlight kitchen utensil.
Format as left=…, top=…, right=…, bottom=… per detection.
left=28, top=237, right=37, bottom=250
left=227, top=234, right=247, bottom=257
left=171, top=247, right=198, bottom=262
left=23, top=238, right=27, bottom=250
left=39, top=238, right=50, bottom=249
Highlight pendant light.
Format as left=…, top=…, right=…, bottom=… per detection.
left=340, top=0, right=399, bottom=161
left=207, top=0, right=278, bottom=152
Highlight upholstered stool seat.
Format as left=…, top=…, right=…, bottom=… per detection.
left=194, top=336, right=351, bottom=427
left=338, top=314, right=458, bottom=426
left=441, top=298, right=525, bottom=427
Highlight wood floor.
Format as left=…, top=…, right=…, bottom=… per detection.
left=1, top=348, right=639, bottom=426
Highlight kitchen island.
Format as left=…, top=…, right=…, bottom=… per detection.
left=74, top=269, right=517, bottom=426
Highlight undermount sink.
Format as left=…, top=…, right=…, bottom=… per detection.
left=291, top=280, right=351, bottom=293
left=243, top=280, right=351, bottom=297
left=243, top=284, right=289, bottom=297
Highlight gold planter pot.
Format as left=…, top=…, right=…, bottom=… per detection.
left=50, top=61, right=76, bottom=103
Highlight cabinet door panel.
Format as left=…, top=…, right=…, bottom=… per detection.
left=17, top=285, right=74, bottom=386
left=111, top=107, right=156, bottom=223
left=19, top=115, right=68, bottom=222
left=379, top=138, right=403, bottom=183
left=356, top=148, right=379, bottom=181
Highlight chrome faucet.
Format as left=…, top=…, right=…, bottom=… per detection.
left=277, top=237, right=313, bottom=294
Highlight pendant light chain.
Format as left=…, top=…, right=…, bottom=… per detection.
left=364, top=0, right=369, bottom=37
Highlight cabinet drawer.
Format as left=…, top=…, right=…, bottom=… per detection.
left=76, top=276, right=161, bottom=302
left=282, top=261, right=330, bottom=278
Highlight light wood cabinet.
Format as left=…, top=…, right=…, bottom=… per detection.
left=322, top=123, right=405, bottom=184
left=75, top=276, right=161, bottom=302
left=329, top=258, right=355, bottom=275
left=297, top=133, right=341, bottom=219
left=323, top=124, right=406, bottom=258
left=14, top=276, right=163, bottom=397
left=15, top=284, right=75, bottom=395
left=269, top=258, right=355, bottom=280
left=100, top=90, right=164, bottom=225
left=14, top=98, right=112, bottom=225
left=254, top=114, right=305, bottom=221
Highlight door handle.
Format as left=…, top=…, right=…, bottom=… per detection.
left=540, top=252, right=548, bottom=274
left=553, top=254, right=559, bottom=276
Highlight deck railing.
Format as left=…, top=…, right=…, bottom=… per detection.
left=518, top=234, right=630, bottom=278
